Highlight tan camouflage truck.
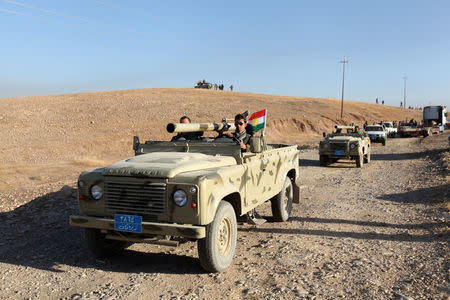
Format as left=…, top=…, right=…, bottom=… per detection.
left=70, top=120, right=300, bottom=272
left=319, top=125, right=371, bottom=168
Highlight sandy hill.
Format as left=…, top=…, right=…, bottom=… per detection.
left=0, top=88, right=421, bottom=192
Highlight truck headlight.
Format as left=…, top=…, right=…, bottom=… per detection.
left=173, top=189, right=188, bottom=207
left=90, top=185, right=103, bottom=200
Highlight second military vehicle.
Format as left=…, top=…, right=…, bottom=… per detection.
left=319, top=125, right=371, bottom=168
left=70, top=116, right=300, bottom=272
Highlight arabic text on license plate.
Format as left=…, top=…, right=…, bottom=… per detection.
left=371, top=136, right=376, bottom=140
left=114, top=214, right=142, bottom=233
left=335, top=150, right=345, bottom=155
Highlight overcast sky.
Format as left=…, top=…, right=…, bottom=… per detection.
left=1, top=0, right=449, bottom=107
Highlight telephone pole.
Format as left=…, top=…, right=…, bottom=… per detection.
left=340, top=57, right=348, bottom=119
left=402, top=75, right=407, bottom=109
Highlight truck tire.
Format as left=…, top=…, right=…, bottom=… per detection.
left=198, top=201, right=237, bottom=273
left=319, top=155, right=328, bottom=166
left=84, top=228, right=127, bottom=258
left=364, top=147, right=371, bottom=164
left=271, top=177, right=293, bottom=222
left=356, top=154, right=364, bottom=168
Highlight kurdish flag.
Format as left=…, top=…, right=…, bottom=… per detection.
left=248, top=109, right=267, bottom=133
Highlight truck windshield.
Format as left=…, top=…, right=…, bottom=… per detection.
left=366, top=126, right=383, bottom=131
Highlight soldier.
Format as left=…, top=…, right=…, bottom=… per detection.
left=376, top=98, right=379, bottom=104
left=224, top=114, right=251, bottom=151
left=230, top=84, right=233, bottom=91
left=382, top=100, right=384, bottom=105
left=219, top=84, right=224, bottom=90
left=354, top=126, right=364, bottom=134
left=171, top=116, right=202, bottom=141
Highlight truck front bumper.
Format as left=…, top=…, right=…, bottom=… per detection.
left=368, top=136, right=385, bottom=143
left=70, top=215, right=206, bottom=239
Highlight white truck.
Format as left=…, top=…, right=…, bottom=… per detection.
left=423, top=106, right=447, bottom=133
left=365, top=124, right=387, bottom=146
left=383, top=122, right=397, bottom=137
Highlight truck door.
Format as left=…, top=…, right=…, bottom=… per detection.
left=242, top=153, right=266, bottom=209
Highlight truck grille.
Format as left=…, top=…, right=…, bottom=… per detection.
left=330, top=143, right=347, bottom=151
left=105, top=179, right=166, bottom=218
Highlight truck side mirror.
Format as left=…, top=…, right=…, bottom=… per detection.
left=322, top=132, right=326, bottom=137
left=133, top=136, right=140, bottom=151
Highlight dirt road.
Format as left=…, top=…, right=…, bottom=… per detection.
left=0, top=135, right=448, bottom=299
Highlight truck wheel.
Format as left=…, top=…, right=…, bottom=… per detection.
left=271, top=177, right=293, bottom=222
left=364, top=147, right=371, bottom=164
left=198, top=201, right=237, bottom=273
left=319, top=155, right=328, bottom=166
left=84, top=228, right=127, bottom=258
left=356, top=154, right=364, bottom=168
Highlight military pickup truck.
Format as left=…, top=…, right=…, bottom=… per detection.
left=319, top=125, right=371, bottom=168
left=70, top=119, right=300, bottom=272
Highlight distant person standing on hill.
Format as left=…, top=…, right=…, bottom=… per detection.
left=230, top=84, right=233, bottom=91
left=382, top=100, right=384, bottom=105
left=376, top=98, right=379, bottom=104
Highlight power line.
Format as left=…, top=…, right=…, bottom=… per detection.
left=0, top=0, right=236, bottom=56
left=90, top=0, right=253, bottom=44
left=1, top=0, right=197, bottom=48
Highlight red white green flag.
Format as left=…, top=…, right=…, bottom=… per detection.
left=248, top=109, right=267, bottom=133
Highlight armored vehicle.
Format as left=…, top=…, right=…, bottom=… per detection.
left=365, top=124, right=387, bottom=145
left=319, top=125, right=371, bottom=168
left=194, top=80, right=212, bottom=89
left=70, top=118, right=300, bottom=272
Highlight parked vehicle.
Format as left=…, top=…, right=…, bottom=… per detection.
left=365, top=125, right=387, bottom=146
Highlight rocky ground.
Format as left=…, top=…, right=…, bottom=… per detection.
left=0, top=134, right=448, bottom=299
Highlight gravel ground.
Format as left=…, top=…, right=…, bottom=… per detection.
left=0, top=134, right=448, bottom=299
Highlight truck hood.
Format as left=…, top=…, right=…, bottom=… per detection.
left=103, top=152, right=237, bottom=178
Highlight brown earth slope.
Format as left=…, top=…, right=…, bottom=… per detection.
left=0, top=88, right=421, bottom=194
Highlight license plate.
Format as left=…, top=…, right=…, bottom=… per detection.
left=114, top=214, right=142, bottom=233
left=370, top=136, right=376, bottom=140
left=334, top=150, right=345, bottom=155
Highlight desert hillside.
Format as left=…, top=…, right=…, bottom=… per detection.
left=0, top=88, right=421, bottom=192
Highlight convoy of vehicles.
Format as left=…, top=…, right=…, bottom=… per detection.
left=319, top=125, right=371, bottom=168
left=70, top=107, right=447, bottom=272
left=70, top=118, right=300, bottom=272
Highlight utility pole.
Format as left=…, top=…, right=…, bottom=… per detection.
left=340, top=57, right=348, bottom=119
left=402, top=75, right=407, bottom=109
